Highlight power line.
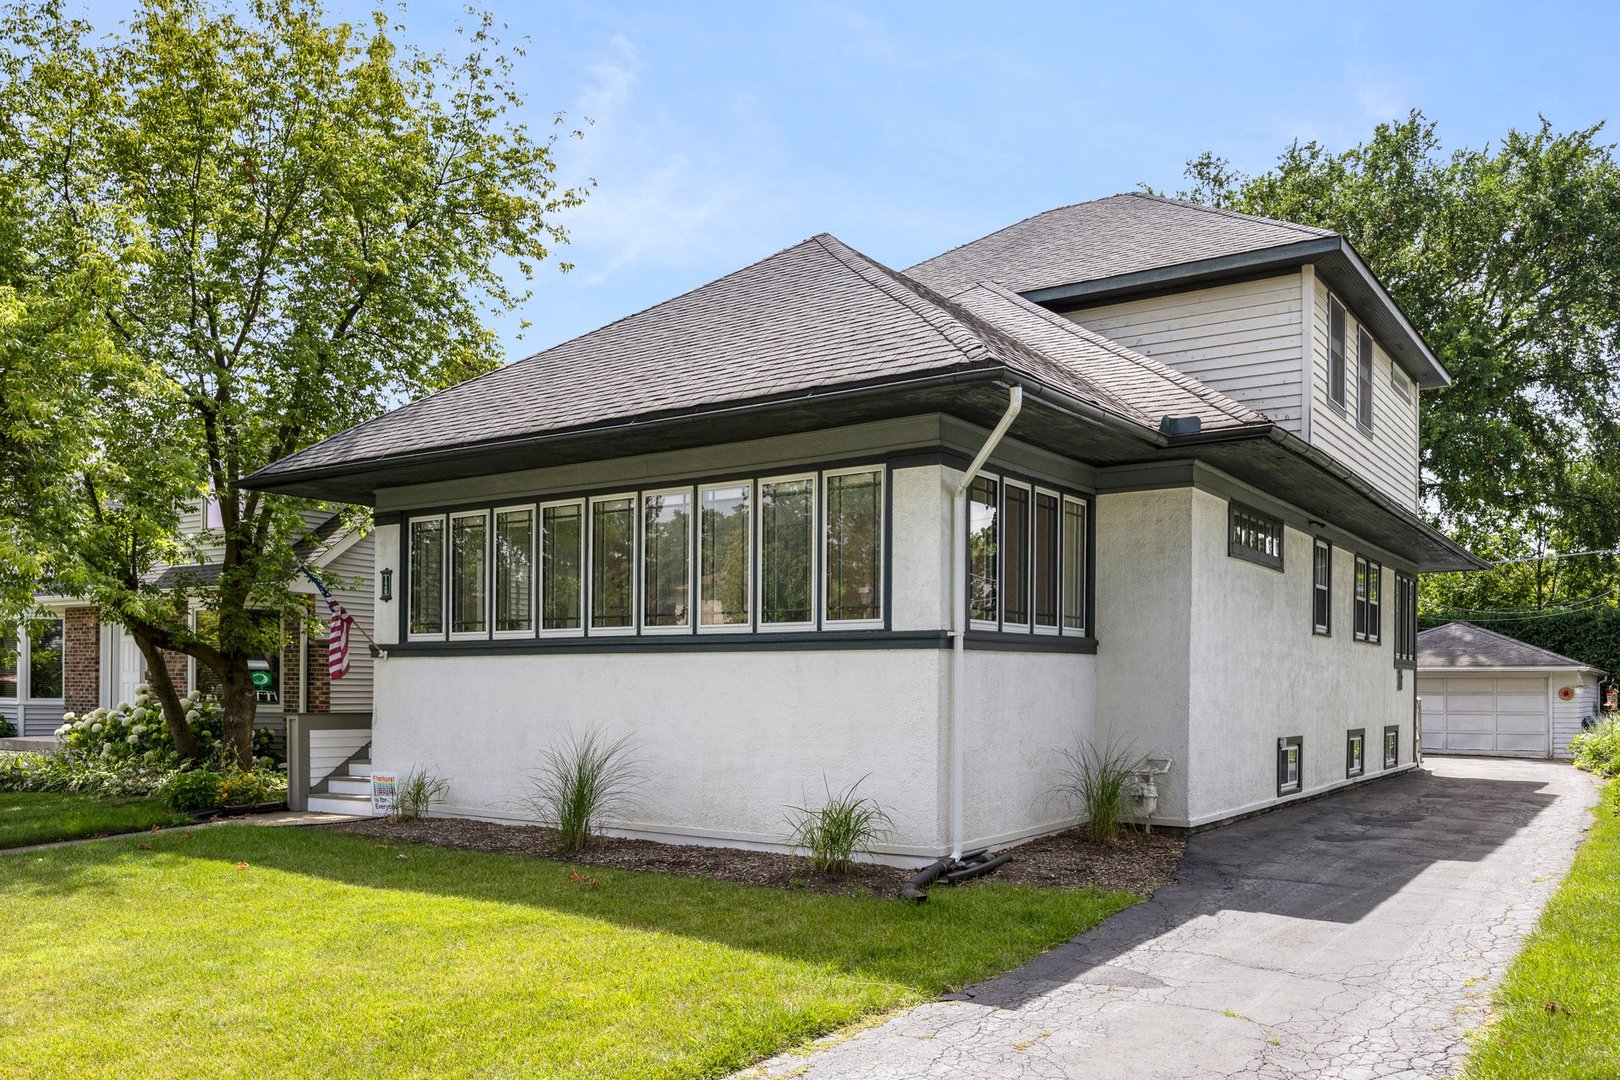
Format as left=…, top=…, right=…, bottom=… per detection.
left=1488, top=548, right=1620, bottom=567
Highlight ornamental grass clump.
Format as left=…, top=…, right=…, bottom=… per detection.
left=393, top=768, right=450, bottom=821
left=529, top=731, right=641, bottom=852
left=1057, top=736, right=1147, bottom=844
left=786, top=776, right=893, bottom=875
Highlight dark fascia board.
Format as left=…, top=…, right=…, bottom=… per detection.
left=1022, top=236, right=1451, bottom=391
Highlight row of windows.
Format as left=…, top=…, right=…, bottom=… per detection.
left=1279, top=726, right=1401, bottom=795
left=967, top=474, right=1090, bottom=636
left=406, top=466, right=885, bottom=640
left=0, top=619, right=65, bottom=701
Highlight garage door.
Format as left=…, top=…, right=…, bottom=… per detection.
left=1417, top=675, right=1549, bottom=757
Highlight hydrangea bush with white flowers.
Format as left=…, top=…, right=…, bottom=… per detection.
left=55, top=684, right=278, bottom=770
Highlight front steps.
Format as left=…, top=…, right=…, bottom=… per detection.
left=307, top=751, right=376, bottom=816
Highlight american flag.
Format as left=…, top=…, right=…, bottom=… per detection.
left=327, top=600, right=355, bottom=681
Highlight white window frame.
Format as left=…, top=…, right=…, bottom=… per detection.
left=1000, top=477, right=1033, bottom=632
left=491, top=503, right=537, bottom=641
left=587, top=493, right=638, bottom=637
left=1032, top=486, right=1062, bottom=636
left=821, top=464, right=885, bottom=630
left=1312, top=537, right=1332, bottom=636
left=697, top=479, right=753, bottom=635
left=756, top=472, right=817, bottom=633
left=1356, top=326, right=1375, bottom=432
left=1327, top=294, right=1348, bottom=408
left=406, top=514, right=448, bottom=643
left=447, top=509, right=492, bottom=642
left=538, top=498, right=587, bottom=639
left=1061, top=494, right=1089, bottom=637
left=967, top=472, right=1000, bottom=632
left=640, top=486, right=695, bottom=636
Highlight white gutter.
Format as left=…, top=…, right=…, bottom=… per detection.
left=948, top=385, right=1023, bottom=860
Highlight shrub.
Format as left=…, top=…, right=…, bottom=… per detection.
left=1057, top=736, right=1147, bottom=844
left=529, top=731, right=640, bottom=852
left=1571, top=716, right=1620, bottom=778
left=786, top=776, right=892, bottom=875
left=55, top=686, right=280, bottom=770
left=161, top=770, right=225, bottom=813
left=0, top=751, right=176, bottom=797
left=219, top=769, right=284, bottom=807
left=393, top=767, right=449, bottom=821
left=0, top=717, right=16, bottom=738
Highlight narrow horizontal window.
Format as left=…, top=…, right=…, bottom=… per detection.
left=1312, top=538, right=1332, bottom=636
left=1002, top=481, right=1031, bottom=627
left=824, top=468, right=883, bottom=624
left=699, top=482, right=751, bottom=629
left=408, top=516, right=446, bottom=639
left=1229, top=502, right=1283, bottom=570
left=643, top=489, right=693, bottom=632
left=759, top=476, right=814, bottom=628
left=590, top=496, right=636, bottom=632
left=541, top=501, right=584, bottom=633
left=1033, top=490, right=1059, bottom=630
left=494, top=507, right=535, bottom=636
left=967, top=475, right=998, bottom=625
left=1062, top=496, right=1087, bottom=633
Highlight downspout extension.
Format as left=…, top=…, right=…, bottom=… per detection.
left=948, top=385, right=1023, bottom=861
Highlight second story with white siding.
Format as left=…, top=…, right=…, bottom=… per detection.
left=907, top=193, right=1449, bottom=511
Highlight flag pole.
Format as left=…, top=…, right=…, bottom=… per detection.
left=299, top=566, right=384, bottom=658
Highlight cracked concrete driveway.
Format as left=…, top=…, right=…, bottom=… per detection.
left=744, top=757, right=1599, bottom=1080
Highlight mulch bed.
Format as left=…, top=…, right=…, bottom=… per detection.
left=329, top=816, right=1184, bottom=899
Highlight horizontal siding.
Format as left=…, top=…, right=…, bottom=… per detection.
left=22, top=701, right=64, bottom=738
left=1310, top=280, right=1421, bottom=509
left=308, top=727, right=372, bottom=786
left=1068, top=274, right=1305, bottom=430
left=1553, top=673, right=1601, bottom=758
left=0, top=700, right=17, bottom=730
left=325, top=535, right=376, bottom=714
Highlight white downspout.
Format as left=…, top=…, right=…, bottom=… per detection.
left=949, top=385, right=1023, bottom=860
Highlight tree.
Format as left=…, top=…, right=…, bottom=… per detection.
left=0, top=0, right=589, bottom=766
left=1167, top=113, right=1620, bottom=612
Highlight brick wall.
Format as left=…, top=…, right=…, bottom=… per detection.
left=63, top=606, right=100, bottom=715
left=159, top=648, right=189, bottom=697
left=280, top=600, right=331, bottom=713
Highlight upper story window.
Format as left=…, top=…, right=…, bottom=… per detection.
left=1229, top=502, right=1283, bottom=570
left=1393, top=571, right=1418, bottom=668
left=405, top=465, right=885, bottom=642
left=966, top=470, right=1090, bottom=637
left=1390, top=364, right=1412, bottom=402
left=1312, top=538, right=1332, bottom=635
left=1327, top=295, right=1348, bottom=408
left=1356, top=327, right=1375, bottom=431
left=1353, top=555, right=1382, bottom=644
left=203, top=497, right=224, bottom=530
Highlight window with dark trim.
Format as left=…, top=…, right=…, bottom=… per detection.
left=1394, top=571, right=1417, bottom=667
left=1278, top=736, right=1303, bottom=796
left=1033, top=491, right=1059, bottom=630
left=1312, top=538, right=1332, bottom=635
left=1229, top=502, right=1283, bottom=570
left=1346, top=729, right=1365, bottom=778
left=1327, top=295, right=1347, bottom=407
left=1353, top=555, right=1382, bottom=643
left=1002, top=481, right=1031, bottom=627
left=1356, top=327, right=1375, bottom=431
left=967, top=476, right=998, bottom=626
left=1383, top=725, right=1400, bottom=769
left=967, top=471, right=1091, bottom=637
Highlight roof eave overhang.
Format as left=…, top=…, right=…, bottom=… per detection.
left=1021, top=236, right=1452, bottom=390
left=1418, top=663, right=1607, bottom=676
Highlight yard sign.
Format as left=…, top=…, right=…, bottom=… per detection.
left=371, top=772, right=397, bottom=816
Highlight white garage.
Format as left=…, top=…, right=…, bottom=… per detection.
left=1418, top=622, right=1605, bottom=759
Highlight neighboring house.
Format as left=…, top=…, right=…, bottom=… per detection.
left=1417, top=621, right=1605, bottom=759
left=0, top=507, right=376, bottom=746
left=243, top=193, right=1481, bottom=860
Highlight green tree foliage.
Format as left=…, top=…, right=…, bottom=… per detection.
left=1169, top=112, right=1620, bottom=612
left=0, top=0, right=588, bottom=765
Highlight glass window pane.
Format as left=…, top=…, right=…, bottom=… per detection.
left=495, top=509, right=535, bottom=633
left=542, top=503, right=584, bottom=631
left=1357, top=329, right=1375, bottom=429
left=591, top=498, right=635, bottom=630
left=968, top=476, right=998, bottom=623
left=0, top=628, right=17, bottom=699
left=1034, top=493, right=1059, bottom=628
left=825, top=469, right=883, bottom=623
left=643, top=490, right=693, bottom=629
left=760, top=478, right=814, bottom=625
left=450, top=514, right=488, bottom=635
left=1063, top=499, right=1086, bottom=632
left=1328, top=297, right=1347, bottom=405
left=27, top=618, right=64, bottom=699
left=1003, top=484, right=1030, bottom=625
left=409, top=518, right=445, bottom=637
left=700, top=484, right=750, bottom=627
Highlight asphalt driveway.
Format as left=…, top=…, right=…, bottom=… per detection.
left=745, top=757, right=1599, bottom=1080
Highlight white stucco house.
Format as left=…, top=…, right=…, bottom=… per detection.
left=1418, top=621, right=1606, bottom=759
left=244, top=193, right=1480, bottom=861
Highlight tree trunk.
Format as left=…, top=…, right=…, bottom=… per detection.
left=133, top=632, right=201, bottom=762
left=218, top=653, right=258, bottom=772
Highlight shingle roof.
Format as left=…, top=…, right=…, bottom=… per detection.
left=251, top=233, right=1265, bottom=483
left=1418, top=621, right=1604, bottom=673
left=905, top=192, right=1335, bottom=296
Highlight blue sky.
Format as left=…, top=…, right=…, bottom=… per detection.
left=77, top=1, right=1620, bottom=360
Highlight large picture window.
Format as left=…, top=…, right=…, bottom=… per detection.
left=408, top=516, right=446, bottom=639
left=494, top=507, right=535, bottom=636
left=541, top=501, right=584, bottom=633
left=590, top=496, right=636, bottom=632
left=967, top=476, right=998, bottom=625
left=699, top=482, right=751, bottom=629
left=27, top=618, right=64, bottom=700
left=759, top=476, right=814, bottom=628
left=824, top=468, right=883, bottom=625
left=1354, top=555, right=1382, bottom=644
left=1312, top=538, right=1332, bottom=636
left=449, top=511, right=489, bottom=637
left=643, top=489, right=693, bottom=631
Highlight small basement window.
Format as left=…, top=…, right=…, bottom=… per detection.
left=1384, top=726, right=1400, bottom=769
left=1230, top=502, right=1283, bottom=570
left=1277, top=736, right=1303, bottom=796
left=1346, top=729, right=1365, bottom=778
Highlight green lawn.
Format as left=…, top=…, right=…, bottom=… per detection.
left=1465, top=780, right=1620, bottom=1080
left=0, top=826, right=1136, bottom=1079
left=0, top=790, right=190, bottom=849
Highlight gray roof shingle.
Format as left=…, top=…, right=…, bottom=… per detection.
left=1418, top=621, right=1604, bottom=673
left=905, top=192, right=1335, bottom=296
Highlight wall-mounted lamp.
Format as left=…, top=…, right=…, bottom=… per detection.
left=380, top=567, right=393, bottom=603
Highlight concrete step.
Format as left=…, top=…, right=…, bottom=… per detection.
left=346, top=760, right=372, bottom=778
left=326, top=776, right=371, bottom=796
left=307, top=792, right=375, bottom=816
